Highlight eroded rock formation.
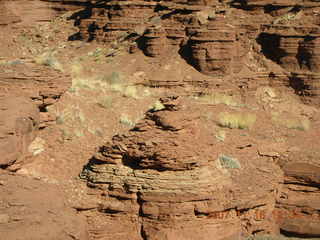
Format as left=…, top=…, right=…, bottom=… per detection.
left=275, top=161, right=320, bottom=237
left=0, top=63, right=70, bottom=109
left=0, top=62, right=71, bottom=129
left=70, top=0, right=320, bottom=106
left=0, top=0, right=319, bottom=239
left=0, top=95, right=39, bottom=169
left=81, top=97, right=284, bottom=240
left=74, top=0, right=246, bottom=77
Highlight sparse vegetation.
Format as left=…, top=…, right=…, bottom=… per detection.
left=55, top=106, right=88, bottom=139
left=151, top=100, right=165, bottom=112
left=196, top=93, right=239, bottom=107
left=97, top=96, right=113, bottom=109
left=218, top=112, right=256, bottom=129
left=285, top=118, right=311, bottom=131
left=215, top=130, right=226, bottom=142
left=74, top=129, right=84, bottom=137
left=103, top=72, right=127, bottom=93
left=0, top=59, right=23, bottom=66
left=272, top=113, right=311, bottom=131
left=2, top=2, right=320, bottom=239
left=34, top=50, right=63, bottom=71
left=55, top=108, right=77, bottom=125
left=272, top=10, right=301, bottom=25
left=70, top=62, right=83, bottom=78
left=119, top=114, right=136, bottom=128
left=88, top=127, right=104, bottom=137
left=87, top=47, right=103, bottom=58
left=28, top=137, right=45, bottom=156
left=123, top=85, right=138, bottom=99
left=68, top=67, right=152, bottom=100
left=103, top=71, right=122, bottom=85
left=69, top=63, right=97, bottom=91
left=70, top=77, right=97, bottom=91
left=218, top=154, right=241, bottom=169
left=87, top=47, right=111, bottom=63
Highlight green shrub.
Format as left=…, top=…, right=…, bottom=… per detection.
left=218, top=154, right=241, bottom=169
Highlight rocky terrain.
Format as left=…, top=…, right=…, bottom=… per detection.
left=0, top=0, right=320, bottom=240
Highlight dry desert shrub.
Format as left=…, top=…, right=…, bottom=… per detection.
left=123, top=85, right=139, bottom=99
left=196, top=93, right=239, bottom=107
left=218, top=112, right=256, bottom=129
left=70, top=77, right=97, bottom=91
left=55, top=105, right=87, bottom=139
left=271, top=113, right=311, bottom=131
left=283, top=118, right=310, bottom=131
left=215, top=130, right=226, bottom=142
left=97, top=96, right=113, bottom=109
left=102, top=71, right=123, bottom=86
left=103, top=72, right=143, bottom=99
left=119, top=114, right=136, bottom=128
left=34, top=50, right=63, bottom=71
left=151, top=100, right=165, bottom=112
left=68, top=64, right=151, bottom=99
left=69, top=63, right=97, bottom=91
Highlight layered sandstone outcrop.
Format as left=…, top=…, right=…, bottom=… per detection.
left=0, top=1, right=319, bottom=239
left=74, top=0, right=245, bottom=77
left=258, top=24, right=320, bottom=106
left=0, top=63, right=70, bottom=109
left=81, top=97, right=283, bottom=240
left=0, top=95, right=39, bottom=168
left=70, top=0, right=320, bottom=106
left=0, top=0, right=72, bottom=127
left=275, top=160, right=320, bottom=237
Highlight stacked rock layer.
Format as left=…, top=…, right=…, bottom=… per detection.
left=82, top=97, right=284, bottom=240
left=71, top=0, right=320, bottom=106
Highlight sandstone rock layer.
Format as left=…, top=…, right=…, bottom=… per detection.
left=71, top=0, right=320, bottom=106
left=276, top=162, right=320, bottom=237
left=0, top=95, right=39, bottom=168
left=82, top=97, right=283, bottom=240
